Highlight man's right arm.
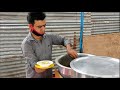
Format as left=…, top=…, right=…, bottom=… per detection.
left=21, top=41, right=38, bottom=69
left=21, top=41, right=46, bottom=73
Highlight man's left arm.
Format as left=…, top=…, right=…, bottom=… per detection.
left=50, top=34, right=78, bottom=58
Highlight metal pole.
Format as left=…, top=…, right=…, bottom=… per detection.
left=80, top=12, right=84, bottom=53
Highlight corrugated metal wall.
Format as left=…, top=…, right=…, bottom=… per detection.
left=0, top=12, right=28, bottom=78
left=0, top=12, right=119, bottom=78
left=91, top=12, right=120, bottom=34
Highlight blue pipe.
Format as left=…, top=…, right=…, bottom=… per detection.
left=79, top=12, right=84, bottom=53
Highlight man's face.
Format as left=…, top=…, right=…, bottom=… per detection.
left=31, top=20, right=46, bottom=35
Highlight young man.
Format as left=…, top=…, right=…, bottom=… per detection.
left=21, top=12, right=78, bottom=78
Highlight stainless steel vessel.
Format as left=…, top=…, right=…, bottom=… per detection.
left=55, top=53, right=95, bottom=78
left=55, top=53, right=120, bottom=78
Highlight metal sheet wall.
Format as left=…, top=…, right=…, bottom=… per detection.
left=0, top=12, right=28, bottom=78
left=91, top=12, right=120, bottom=34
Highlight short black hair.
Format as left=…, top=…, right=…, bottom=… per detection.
left=27, top=12, right=46, bottom=24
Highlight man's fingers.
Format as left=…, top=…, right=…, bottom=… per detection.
left=35, top=67, right=46, bottom=73
left=70, top=52, right=78, bottom=59
left=67, top=48, right=78, bottom=59
left=70, top=54, right=74, bottom=58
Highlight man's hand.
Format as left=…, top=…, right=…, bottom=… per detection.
left=34, top=66, right=46, bottom=73
left=66, top=44, right=78, bottom=59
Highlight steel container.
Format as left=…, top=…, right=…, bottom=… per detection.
left=55, top=53, right=95, bottom=78
left=55, top=53, right=120, bottom=78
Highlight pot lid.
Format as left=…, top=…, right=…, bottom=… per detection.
left=70, top=56, right=120, bottom=78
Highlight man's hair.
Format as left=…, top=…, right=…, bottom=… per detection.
left=27, top=12, right=46, bottom=24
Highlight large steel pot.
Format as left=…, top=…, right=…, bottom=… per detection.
left=55, top=53, right=120, bottom=78
left=55, top=53, right=95, bottom=78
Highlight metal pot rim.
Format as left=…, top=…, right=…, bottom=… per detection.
left=55, top=53, right=95, bottom=70
left=55, top=54, right=71, bottom=69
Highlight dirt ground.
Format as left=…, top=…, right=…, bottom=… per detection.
left=83, top=33, right=120, bottom=59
